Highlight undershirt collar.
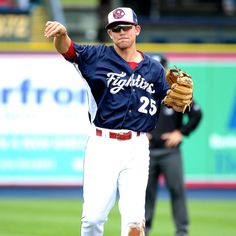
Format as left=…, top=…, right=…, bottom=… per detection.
left=128, top=50, right=144, bottom=69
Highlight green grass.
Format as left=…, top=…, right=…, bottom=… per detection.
left=0, top=198, right=235, bottom=236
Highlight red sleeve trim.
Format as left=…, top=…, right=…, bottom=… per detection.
left=61, top=41, right=77, bottom=60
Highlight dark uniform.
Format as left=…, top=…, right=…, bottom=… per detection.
left=145, top=101, right=202, bottom=236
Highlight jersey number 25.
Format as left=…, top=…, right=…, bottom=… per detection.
left=138, top=96, right=157, bottom=116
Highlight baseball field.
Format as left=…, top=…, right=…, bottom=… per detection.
left=0, top=197, right=235, bottom=236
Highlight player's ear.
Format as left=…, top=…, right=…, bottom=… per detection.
left=135, top=25, right=141, bottom=36
left=107, top=30, right=113, bottom=39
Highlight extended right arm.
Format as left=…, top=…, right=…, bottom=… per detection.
left=44, top=21, right=71, bottom=54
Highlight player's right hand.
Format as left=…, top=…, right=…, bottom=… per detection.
left=44, top=21, right=67, bottom=38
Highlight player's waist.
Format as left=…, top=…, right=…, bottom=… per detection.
left=94, top=127, right=143, bottom=141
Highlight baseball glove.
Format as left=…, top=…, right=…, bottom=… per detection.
left=162, top=66, right=193, bottom=113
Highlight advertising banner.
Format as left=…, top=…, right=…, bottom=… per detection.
left=0, top=13, right=30, bottom=41
left=0, top=52, right=236, bottom=186
left=167, top=53, right=236, bottom=186
left=0, top=53, right=90, bottom=185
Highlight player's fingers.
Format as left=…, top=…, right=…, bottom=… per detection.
left=44, top=21, right=66, bottom=38
left=45, top=21, right=54, bottom=27
left=44, top=21, right=56, bottom=32
left=44, top=23, right=59, bottom=37
left=44, top=22, right=55, bottom=37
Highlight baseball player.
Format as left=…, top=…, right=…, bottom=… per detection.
left=44, top=7, right=193, bottom=236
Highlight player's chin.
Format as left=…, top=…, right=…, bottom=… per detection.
left=116, top=41, right=131, bottom=49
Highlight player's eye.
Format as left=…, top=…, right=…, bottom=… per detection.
left=111, top=25, right=133, bottom=33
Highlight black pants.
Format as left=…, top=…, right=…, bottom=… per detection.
left=145, top=148, right=189, bottom=235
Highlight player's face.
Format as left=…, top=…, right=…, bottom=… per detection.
left=107, top=24, right=141, bottom=49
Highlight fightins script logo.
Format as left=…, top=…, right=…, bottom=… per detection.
left=106, top=72, right=155, bottom=94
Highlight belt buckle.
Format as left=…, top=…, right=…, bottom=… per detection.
left=116, top=132, right=125, bottom=140
left=116, top=131, right=132, bottom=140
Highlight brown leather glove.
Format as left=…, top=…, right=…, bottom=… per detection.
left=162, top=67, right=193, bottom=113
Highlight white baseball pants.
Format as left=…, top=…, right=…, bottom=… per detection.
left=81, top=127, right=149, bottom=236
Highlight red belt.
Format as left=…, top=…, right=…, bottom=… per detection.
left=96, top=128, right=140, bottom=140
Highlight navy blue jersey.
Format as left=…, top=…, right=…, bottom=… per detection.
left=63, top=43, right=169, bottom=132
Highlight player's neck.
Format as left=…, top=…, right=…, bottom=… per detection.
left=114, top=45, right=143, bottom=63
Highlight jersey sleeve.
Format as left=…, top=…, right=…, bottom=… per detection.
left=152, top=61, right=169, bottom=100
left=61, top=42, right=105, bottom=78
left=61, top=41, right=77, bottom=61
left=159, top=67, right=170, bottom=99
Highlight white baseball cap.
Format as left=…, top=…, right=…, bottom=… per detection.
left=106, top=7, right=138, bottom=29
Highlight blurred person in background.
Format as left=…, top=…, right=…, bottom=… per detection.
left=145, top=55, right=202, bottom=236
left=222, top=0, right=236, bottom=15
left=0, top=0, right=29, bottom=10
left=0, top=0, right=15, bottom=8
left=16, top=0, right=29, bottom=10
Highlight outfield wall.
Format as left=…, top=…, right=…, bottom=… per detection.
left=0, top=43, right=236, bottom=187
left=165, top=53, right=236, bottom=188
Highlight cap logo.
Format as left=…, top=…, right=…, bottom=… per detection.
left=113, top=8, right=125, bottom=19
